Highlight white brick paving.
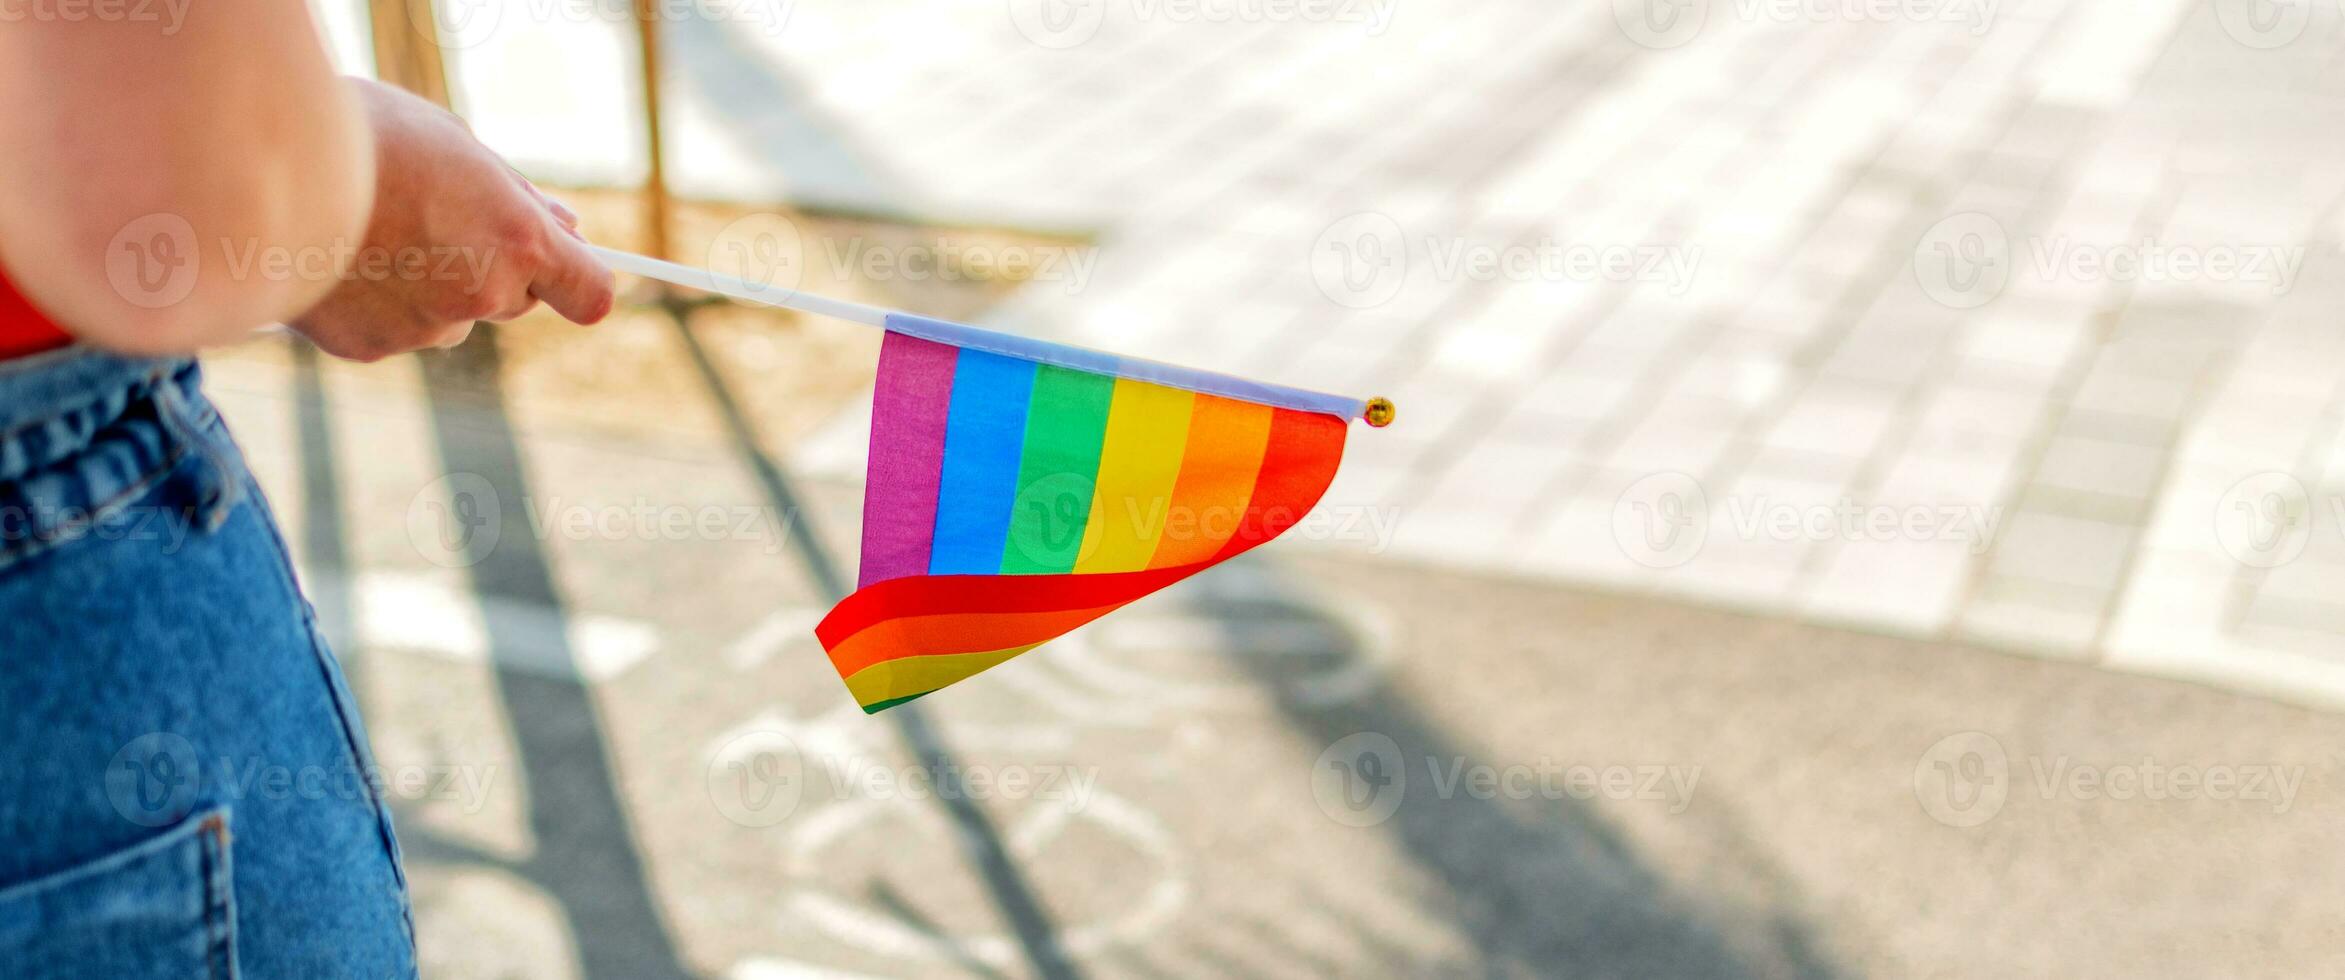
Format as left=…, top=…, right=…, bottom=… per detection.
left=315, top=0, right=2345, bottom=708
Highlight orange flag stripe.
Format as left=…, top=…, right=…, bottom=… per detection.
left=1148, top=394, right=1275, bottom=569
left=827, top=602, right=1128, bottom=677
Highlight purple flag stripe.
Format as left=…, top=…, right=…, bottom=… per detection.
left=858, top=332, right=959, bottom=587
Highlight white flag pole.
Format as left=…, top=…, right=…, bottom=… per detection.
left=588, top=244, right=889, bottom=327
left=587, top=244, right=1395, bottom=426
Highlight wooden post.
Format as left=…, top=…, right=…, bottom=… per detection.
left=366, top=0, right=454, bottom=108
left=367, top=0, right=670, bottom=268
left=632, top=3, right=673, bottom=263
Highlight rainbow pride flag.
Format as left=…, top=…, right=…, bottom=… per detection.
left=816, top=313, right=1375, bottom=713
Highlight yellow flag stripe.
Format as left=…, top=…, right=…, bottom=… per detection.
left=843, top=644, right=1040, bottom=706
left=1073, top=380, right=1196, bottom=573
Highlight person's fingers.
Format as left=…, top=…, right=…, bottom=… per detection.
left=542, top=194, right=580, bottom=231
left=526, top=215, right=616, bottom=325
left=484, top=295, right=541, bottom=323
left=512, top=171, right=582, bottom=231
left=430, top=320, right=477, bottom=350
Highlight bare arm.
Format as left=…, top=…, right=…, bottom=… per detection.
left=0, top=3, right=374, bottom=354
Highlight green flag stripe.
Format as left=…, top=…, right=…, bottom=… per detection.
left=1000, top=365, right=1116, bottom=574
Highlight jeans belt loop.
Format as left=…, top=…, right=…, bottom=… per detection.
left=151, top=368, right=243, bottom=533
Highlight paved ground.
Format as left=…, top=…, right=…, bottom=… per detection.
left=228, top=0, right=2345, bottom=974
left=488, top=0, right=2345, bottom=707
left=207, top=317, right=2345, bottom=978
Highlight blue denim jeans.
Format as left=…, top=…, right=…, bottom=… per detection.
left=0, top=348, right=416, bottom=978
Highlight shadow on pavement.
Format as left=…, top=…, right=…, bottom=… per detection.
left=1194, top=568, right=1846, bottom=979
left=656, top=24, right=1102, bottom=972
left=390, top=335, right=700, bottom=980
left=666, top=301, right=1087, bottom=980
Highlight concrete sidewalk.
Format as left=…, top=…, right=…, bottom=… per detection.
left=204, top=313, right=2345, bottom=977
left=687, top=0, right=2345, bottom=709
left=233, top=1, right=2345, bottom=971
left=326, top=0, right=2345, bottom=706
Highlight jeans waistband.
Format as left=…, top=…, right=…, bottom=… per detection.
left=0, top=346, right=244, bottom=569
left=0, top=346, right=192, bottom=438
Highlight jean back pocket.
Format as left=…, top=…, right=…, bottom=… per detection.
left=0, top=807, right=237, bottom=980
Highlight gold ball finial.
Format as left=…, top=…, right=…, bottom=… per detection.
left=1364, top=397, right=1396, bottom=428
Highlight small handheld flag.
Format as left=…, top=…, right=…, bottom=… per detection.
left=588, top=246, right=1390, bottom=713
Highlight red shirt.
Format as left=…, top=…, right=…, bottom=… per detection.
left=0, top=265, right=72, bottom=359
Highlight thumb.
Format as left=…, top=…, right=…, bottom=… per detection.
left=528, top=215, right=616, bottom=324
